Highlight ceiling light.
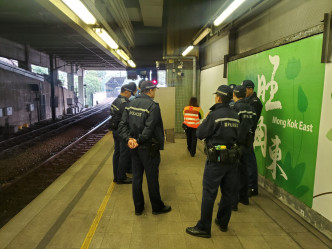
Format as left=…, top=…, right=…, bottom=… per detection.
left=193, top=28, right=211, bottom=45
left=127, top=60, right=136, bottom=68
left=213, top=0, right=246, bottom=26
left=116, top=49, right=130, bottom=61
left=182, top=45, right=194, bottom=56
left=94, top=28, right=119, bottom=49
left=62, top=0, right=97, bottom=25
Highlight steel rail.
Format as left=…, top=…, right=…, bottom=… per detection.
left=0, top=104, right=110, bottom=157
left=0, top=103, right=109, bottom=147
left=0, top=116, right=111, bottom=192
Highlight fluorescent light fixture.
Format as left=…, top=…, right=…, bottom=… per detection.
left=182, top=45, right=194, bottom=56
left=94, top=28, right=119, bottom=49
left=193, top=28, right=211, bottom=45
left=116, top=49, right=130, bottom=61
left=213, top=0, right=246, bottom=26
left=127, top=60, right=136, bottom=68
left=62, top=0, right=97, bottom=25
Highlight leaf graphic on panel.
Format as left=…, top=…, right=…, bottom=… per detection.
left=295, top=185, right=309, bottom=197
left=298, top=86, right=308, bottom=113
left=292, top=163, right=306, bottom=186
left=326, top=129, right=332, bottom=141
left=285, top=57, right=301, bottom=80
left=279, top=152, right=308, bottom=198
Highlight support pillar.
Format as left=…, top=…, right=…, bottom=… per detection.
left=78, top=75, right=84, bottom=107
left=49, top=54, right=56, bottom=121
left=18, top=44, right=31, bottom=71
left=322, top=12, right=332, bottom=63
left=67, top=64, right=74, bottom=91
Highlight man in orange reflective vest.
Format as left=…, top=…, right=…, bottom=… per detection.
left=183, top=97, right=204, bottom=157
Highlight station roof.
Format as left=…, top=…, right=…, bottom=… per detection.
left=0, top=0, right=165, bottom=70
left=0, top=0, right=277, bottom=71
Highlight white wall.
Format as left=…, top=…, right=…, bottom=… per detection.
left=200, top=64, right=227, bottom=116
left=312, top=63, right=332, bottom=222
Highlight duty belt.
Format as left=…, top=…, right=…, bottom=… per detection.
left=205, top=144, right=240, bottom=164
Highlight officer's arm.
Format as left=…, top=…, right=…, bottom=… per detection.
left=253, top=101, right=262, bottom=122
left=196, top=114, right=215, bottom=140
left=137, top=104, right=160, bottom=145
left=119, top=102, right=125, bottom=114
left=118, top=107, right=130, bottom=142
left=252, top=101, right=262, bottom=129
left=237, top=113, right=253, bottom=145
left=110, top=102, right=117, bottom=116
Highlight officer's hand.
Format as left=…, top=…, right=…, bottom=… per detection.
left=132, top=139, right=139, bottom=148
left=128, top=138, right=139, bottom=149
left=128, top=138, right=135, bottom=149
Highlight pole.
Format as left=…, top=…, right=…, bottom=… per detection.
left=49, top=54, right=56, bottom=121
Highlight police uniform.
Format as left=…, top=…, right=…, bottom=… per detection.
left=110, top=93, right=131, bottom=183
left=186, top=85, right=239, bottom=238
left=242, top=80, right=263, bottom=196
left=232, top=85, right=256, bottom=209
left=119, top=81, right=170, bottom=214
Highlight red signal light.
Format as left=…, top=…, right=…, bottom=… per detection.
left=152, top=80, right=157, bottom=85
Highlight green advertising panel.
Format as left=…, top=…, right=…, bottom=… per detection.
left=228, top=35, right=325, bottom=207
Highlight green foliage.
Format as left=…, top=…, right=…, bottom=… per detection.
left=84, top=71, right=107, bottom=107
left=31, top=64, right=49, bottom=75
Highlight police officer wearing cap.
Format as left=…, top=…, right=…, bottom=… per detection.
left=127, top=82, right=138, bottom=101
left=186, top=85, right=239, bottom=238
left=109, top=84, right=133, bottom=184
left=119, top=81, right=171, bottom=215
left=231, top=85, right=256, bottom=210
left=242, top=80, right=263, bottom=197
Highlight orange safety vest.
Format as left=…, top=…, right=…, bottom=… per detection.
left=183, top=106, right=201, bottom=128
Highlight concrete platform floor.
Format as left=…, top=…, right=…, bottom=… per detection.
left=0, top=132, right=331, bottom=249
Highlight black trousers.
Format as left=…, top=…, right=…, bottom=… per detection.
left=196, top=160, right=238, bottom=233
left=233, top=146, right=250, bottom=206
left=131, top=148, right=165, bottom=212
left=247, top=146, right=258, bottom=191
left=185, top=127, right=197, bottom=156
left=112, top=130, right=130, bottom=181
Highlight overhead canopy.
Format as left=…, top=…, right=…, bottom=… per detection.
left=0, top=0, right=165, bottom=70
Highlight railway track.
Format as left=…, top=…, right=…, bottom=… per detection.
left=0, top=116, right=112, bottom=228
left=0, top=103, right=111, bottom=157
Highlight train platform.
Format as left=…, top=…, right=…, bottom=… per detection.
left=0, top=132, right=331, bottom=249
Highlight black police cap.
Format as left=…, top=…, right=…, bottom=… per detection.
left=214, top=85, right=232, bottom=98
left=242, top=80, right=255, bottom=89
left=233, top=85, right=246, bottom=98
left=141, top=81, right=158, bottom=92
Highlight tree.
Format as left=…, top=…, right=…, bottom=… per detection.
left=83, top=71, right=107, bottom=107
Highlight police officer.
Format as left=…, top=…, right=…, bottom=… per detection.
left=125, top=82, right=138, bottom=174
left=119, top=81, right=171, bottom=215
left=127, top=82, right=137, bottom=101
left=186, top=85, right=239, bottom=238
left=242, top=80, right=263, bottom=197
left=231, top=85, right=256, bottom=210
left=110, top=84, right=133, bottom=184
